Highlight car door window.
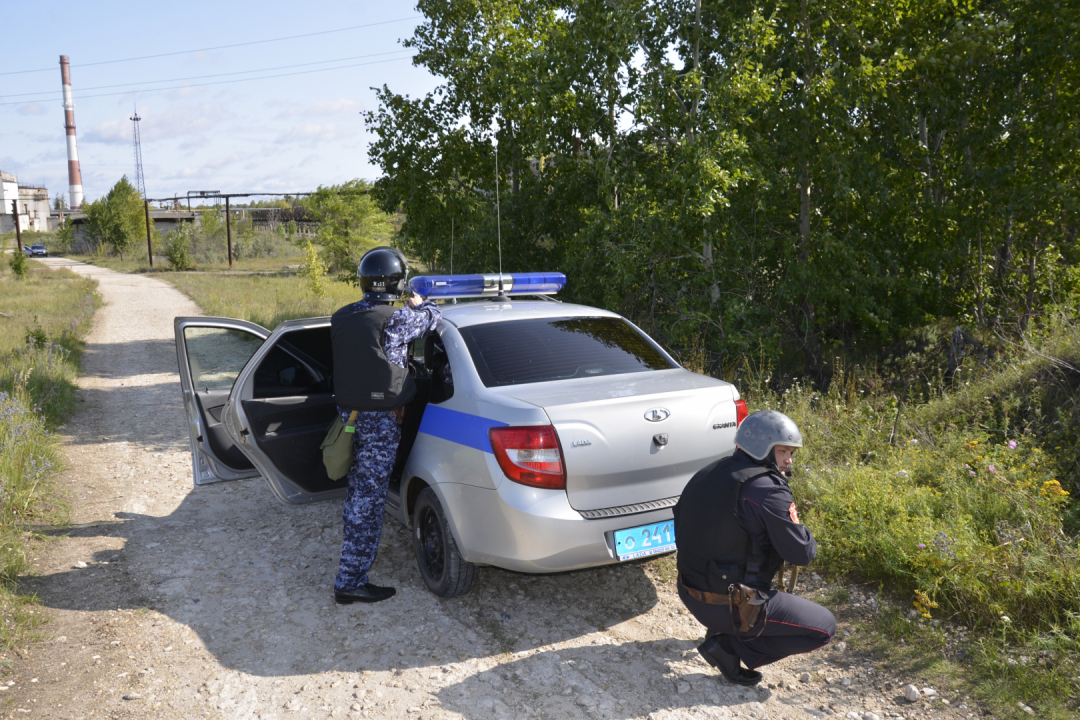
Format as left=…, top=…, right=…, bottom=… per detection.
left=184, top=327, right=264, bottom=391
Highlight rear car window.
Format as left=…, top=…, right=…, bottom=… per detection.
left=459, top=316, right=676, bottom=387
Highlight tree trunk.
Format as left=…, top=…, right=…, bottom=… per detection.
left=1020, top=246, right=1038, bottom=333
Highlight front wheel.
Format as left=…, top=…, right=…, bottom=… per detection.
left=412, top=486, right=478, bottom=597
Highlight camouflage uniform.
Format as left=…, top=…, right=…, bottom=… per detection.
left=334, top=298, right=442, bottom=593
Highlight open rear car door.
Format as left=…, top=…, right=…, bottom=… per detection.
left=218, top=318, right=345, bottom=505
left=174, top=317, right=269, bottom=485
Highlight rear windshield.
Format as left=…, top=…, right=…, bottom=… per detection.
left=459, top=316, right=676, bottom=387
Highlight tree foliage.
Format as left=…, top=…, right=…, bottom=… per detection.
left=366, top=0, right=1080, bottom=381
left=83, top=176, right=146, bottom=261
left=301, top=180, right=396, bottom=281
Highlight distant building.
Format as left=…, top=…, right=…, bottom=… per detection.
left=0, top=170, right=53, bottom=233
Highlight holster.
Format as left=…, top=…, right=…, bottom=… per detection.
left=729, top=583, right=768, bottom=635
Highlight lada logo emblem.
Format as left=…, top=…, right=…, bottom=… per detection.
left=644, top=408, right=670, bottom=423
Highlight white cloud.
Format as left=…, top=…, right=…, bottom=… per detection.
left=16, top=103, right=46, bottom=116
left=164, top=153, right=243, bottom=180
left=84, top=103, right=233, bottom=145
left=274, top=122, right=356, bottom=147
left=272, top=99, right=363, bottom=119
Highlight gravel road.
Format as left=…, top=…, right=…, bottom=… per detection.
left=4, top=258, right=978, bottom=720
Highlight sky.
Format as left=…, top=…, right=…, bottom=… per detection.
left=0, top=1, right=440, bottom=207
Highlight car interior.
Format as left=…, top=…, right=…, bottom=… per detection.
left=238, top=326, right=449, bottom=496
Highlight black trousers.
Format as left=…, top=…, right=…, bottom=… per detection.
left=678, top=582, right=836, bottom=669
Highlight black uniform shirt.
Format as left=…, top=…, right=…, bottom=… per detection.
left=737, top=468, right=817, bottom=567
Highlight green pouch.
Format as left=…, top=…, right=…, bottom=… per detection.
left=320, top=410, right=358, bottom=481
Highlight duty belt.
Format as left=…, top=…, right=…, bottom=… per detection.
left=678, top=575, right=768, bottom=638
left=678, top=576, right=732, bottom=605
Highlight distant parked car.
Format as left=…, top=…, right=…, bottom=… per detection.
left=28, top=243, right=48, bottom=257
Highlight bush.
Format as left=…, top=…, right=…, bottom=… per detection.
left=8, top=249, right=28, bottom=278
left=163, top=224, right=195, bottom=270
left=739, top=319, right=1080, bottom=640
left=299, top=240, right=329, bottom=298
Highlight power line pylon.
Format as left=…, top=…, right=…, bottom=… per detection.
left=131, top=105, right=146, bottom=197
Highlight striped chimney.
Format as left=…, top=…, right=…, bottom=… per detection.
left=59, top=55, right=84, bottom=210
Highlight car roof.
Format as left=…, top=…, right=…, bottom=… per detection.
left=439, top=299, right=622, bottom=329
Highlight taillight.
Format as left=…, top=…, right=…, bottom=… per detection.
left=489, top=425, right=566, bottom=490
left=735, top=399, right=748, bottom=426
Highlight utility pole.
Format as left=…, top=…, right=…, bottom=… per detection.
left=144, top=200, right=154, bottom=268
left=11, top=200, right=22, bottom=252
left=225, top=196, right=233, bottom=268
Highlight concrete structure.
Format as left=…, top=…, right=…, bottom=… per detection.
left=67, top=210, right=197, bottom=253
left=0, top=171, right=52, bottom=234
left=60, top=55, right=85, bottom=209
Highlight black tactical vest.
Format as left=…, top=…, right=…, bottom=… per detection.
left=673, top=452, right=783, bottom=593
left=331, top=303, right=417, bottom=411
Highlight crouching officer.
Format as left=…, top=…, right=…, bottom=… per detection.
left=330, top=247, right=442, bottom=604
left=673, top=410, right=835, bottom=685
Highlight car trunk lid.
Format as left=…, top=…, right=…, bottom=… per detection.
left=491, top=370, right=740, bottom=511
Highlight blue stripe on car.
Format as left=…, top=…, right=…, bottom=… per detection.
left=418, top=405, right=508, bottom=453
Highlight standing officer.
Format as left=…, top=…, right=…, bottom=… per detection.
left=673, top=410, right=835, bottom=685
left=330, top=247, right=442, bottom=604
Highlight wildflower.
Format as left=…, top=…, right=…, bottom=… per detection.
left=969, top=471, right=976, bottom=476
left=964, top=463, right=970, bottom=469
left=917, top=543, right=926, bottom=548
left=1008, top=440, right=1018, bottom=450
left=1041, top=480, right=1070, bottom=498
left=1000, top=615, right=1011, bottom=623
left=988, top=466, right=996, bottom=473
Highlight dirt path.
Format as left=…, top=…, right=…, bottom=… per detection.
left=3, top=259, right=976, bottom=720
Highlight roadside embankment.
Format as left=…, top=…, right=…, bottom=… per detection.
left=0, top=259, right=100, bottom=648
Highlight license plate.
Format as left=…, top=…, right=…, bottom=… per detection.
left=613, top=520, right=676, bottom=561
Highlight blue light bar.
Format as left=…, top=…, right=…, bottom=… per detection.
left=410, top=272, right=566, bottom=299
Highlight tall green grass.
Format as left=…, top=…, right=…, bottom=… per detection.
left=164, top=272, right=367, bottom=329
left=0, top=260, right=100, bottom=648
left=739, top=316, right=1080, bottom=716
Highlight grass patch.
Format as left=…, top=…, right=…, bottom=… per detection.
left=67, top=253, right=307, bottom=275
left=740, top=315, right=1080, bottom=716
left=163, top=272, right=365, bottom=329
left=0, top=259, right=100, bottom=649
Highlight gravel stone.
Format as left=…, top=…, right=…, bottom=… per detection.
left=904, top=684, right=921, bottom=702
left=800, top=672, right=814, bottom=683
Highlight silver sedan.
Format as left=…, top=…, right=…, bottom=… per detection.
left=174, top=286, right=746, bottom=597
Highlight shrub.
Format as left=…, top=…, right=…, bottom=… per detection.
left=163, top=224, right=195, bottom=270
left=300, top=240, right=329, bottom=298
left=8, top=249, right=28, bottom=278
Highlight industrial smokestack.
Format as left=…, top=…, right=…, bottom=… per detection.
left=59, top=55, right=84, bottom=210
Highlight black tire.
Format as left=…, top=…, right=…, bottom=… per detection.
left=413, top=486, right=478, bottom=597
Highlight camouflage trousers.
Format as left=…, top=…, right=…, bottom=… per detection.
left=335, top=410, right=401, bottom=593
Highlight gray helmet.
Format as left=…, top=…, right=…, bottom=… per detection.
left=735, top=410, right=803, bottom=461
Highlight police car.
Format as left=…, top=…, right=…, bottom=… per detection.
left=174, top=272, right=747, bottom=597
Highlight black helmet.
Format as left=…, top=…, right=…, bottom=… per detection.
left=358, top=246, right=408, bottom=302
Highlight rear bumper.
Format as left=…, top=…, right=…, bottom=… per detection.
left=437, top=479, right=675, bottom=573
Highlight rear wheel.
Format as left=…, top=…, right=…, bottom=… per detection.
left=413, top=487, right=478, bottom=597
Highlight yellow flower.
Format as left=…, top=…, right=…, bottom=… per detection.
left=1041, top=480, right=1070, bottom=497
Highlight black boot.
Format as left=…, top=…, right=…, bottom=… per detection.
left=697, top=636, right=763, bottom=686
left=334, top=583, right=396, bottom=604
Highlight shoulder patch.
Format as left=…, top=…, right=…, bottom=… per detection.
left=788, top=502, right=800, bottom=524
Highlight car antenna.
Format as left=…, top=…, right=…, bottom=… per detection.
left=494, top=127, right=506, bottom=298
left=450, top=216, right=456, bottom=304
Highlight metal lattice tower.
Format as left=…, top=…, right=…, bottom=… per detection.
left=130, top=105, right=146, bottom=197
